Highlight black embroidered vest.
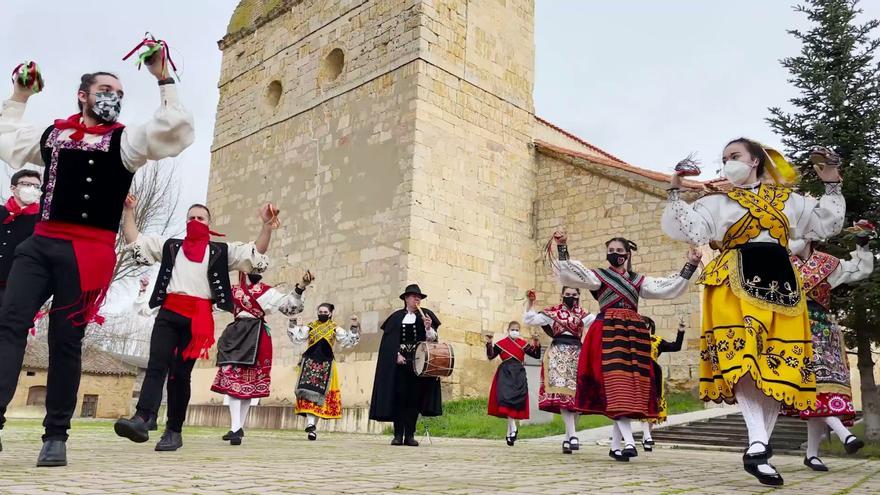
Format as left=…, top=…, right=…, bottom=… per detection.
left=149, top=239, right=234, bottom=312
left=38, top=126, right=134, bottom=232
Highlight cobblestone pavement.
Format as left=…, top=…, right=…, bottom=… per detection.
left=0, top=420, right=877, bottom=494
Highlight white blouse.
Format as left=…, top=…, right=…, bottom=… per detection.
left=126, top=233, right=269, bottom=300
left=661, top=183, right=845, bottom=246
left=237, top=286, right=305, bottom=319
left=0, top=84, right=194, bottom=172
left=827, top=246, right=875, bottom=289
left=523, top=309, right=596, bottom=330
left=286, top=323, right=360, bottom=348
left=556, top=260, right=691, bottom=300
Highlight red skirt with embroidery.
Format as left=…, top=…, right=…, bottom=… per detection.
left=211, top=325, right=273, bottom=400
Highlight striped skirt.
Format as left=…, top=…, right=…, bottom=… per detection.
left=576, top=308, right=658, bottom=419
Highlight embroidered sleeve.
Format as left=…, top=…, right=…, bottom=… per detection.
left=226, top=242, right=269, bottom=273
left=133, top=289, right=157, bottom=317
left=125, top=233, right=165, bottom=266
left=523, top=309, right=553, bottom=327
left=661, top=192, right=715, bottom=245
left=0, top=99, right=44, bottom=168
left=640, top=274, right=690, bottom=300
left=258, top=287, right=304, bottom=316
left=827, top=246, right=874, bottom=289
left=524, top=343, right=542, bottom=359
left=119, top=84, right=195, bottom=172
left=557, top=260, right=602, bottom=291
left=790, top=186, right=846, bottom=241
left=335, top=326, right=360, bottom=348
left=286, top=324, right=310, bottom=345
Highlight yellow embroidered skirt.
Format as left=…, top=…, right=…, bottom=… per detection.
left=700, top=283, right=816, bottom=411
left=295, top=362, right=342, bottom=419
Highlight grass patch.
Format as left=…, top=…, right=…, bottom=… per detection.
left=396, top=392, right=705, bottom=440
left=820, top=423, right=880, bottom=459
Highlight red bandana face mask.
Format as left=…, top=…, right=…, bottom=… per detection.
left=181, top=220, right=223, bottom=263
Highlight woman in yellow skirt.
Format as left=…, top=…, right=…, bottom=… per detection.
left=661, top=139, right=845, bottom=486
left=287, top=303, right=360, bottom=440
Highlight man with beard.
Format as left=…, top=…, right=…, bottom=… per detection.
left=0, top=58, right=194, bottom=466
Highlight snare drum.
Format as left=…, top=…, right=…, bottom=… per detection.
left=412, top=342, right=455, bottom=378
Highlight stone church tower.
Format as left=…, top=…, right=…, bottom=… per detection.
left=195, top=1, right=705, bottom=426
left=207, top=0, right=539, bottom=404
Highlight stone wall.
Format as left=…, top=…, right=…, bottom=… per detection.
left=9, top=370, right=135, bottom=419
left=532, top=152, right=704, bottom=390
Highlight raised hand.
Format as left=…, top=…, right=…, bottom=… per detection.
left=124, top=194, right=138, bottom=210
left=553, top=230, right=567, bottom=245
left=686, top=247, right=702, bottom=265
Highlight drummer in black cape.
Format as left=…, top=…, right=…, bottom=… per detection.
left=369, top=284, right=443, bottom=446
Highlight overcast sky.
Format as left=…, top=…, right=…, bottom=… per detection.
left=1, top=1, right=877, bottom=307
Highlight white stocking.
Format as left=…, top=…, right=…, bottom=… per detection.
left=239, top=399, right=251, bottom=430
left=806, top=418, right=825, bottom=458
left=616, top=418, right=635, bottom=446
left=306, top=413, right=317, bottom=427
left=507, top=417, right=517, bottom=436
left=824, top=416, right=852, bottom=442
left=642, top=421, right=653, bottom=441
left=735, top=376, right=779, bottom=475
left=561, top=410, right=577, bottom=439
left=610, top=422, right=623, bottom=451
left=228, top=397, right=242, bottom=432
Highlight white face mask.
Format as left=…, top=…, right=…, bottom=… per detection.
left=722, top=160, right=755, bottom=186
left=508, top=330, right=520, bottom=339
left=17, top=185, right=41, bottom=205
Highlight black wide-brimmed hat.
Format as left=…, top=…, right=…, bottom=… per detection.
left=399, top=283, right=428, bottom=300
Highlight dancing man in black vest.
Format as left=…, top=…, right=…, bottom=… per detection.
left=114, top=196, right=276, bottom=452
left=0, top=170, right=42, bottom=302
left=0, top=60, right=193, bottom=466
left=369, top=284, right=443, bottom=446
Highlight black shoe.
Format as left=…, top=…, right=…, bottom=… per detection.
left=511, top=430, right=518, bottom=442
left=562, top=440, right=572, bottom=454
left=743, top=441, right=771, bottom=466
left=114, top=415, right=149, bottom=443
left=621, top=443, right=638, bottom=458
left=147, top=415, right=158, bottom=431
left=569, top=436, right=580, bottom=451
left=390, top=437, right=403, bottom=446
left=222, top=430, right=235, bottom=441
left=229, top=428, right=244, bottom=446
left=305, top=424, right=316, bottom=433
left=643, top=438, right=654, bottom=452
left=404, top=437, right=419, bottom=447
left=844, top=435, right=865, bottom=455
left=744, top=463, right=784, bottom=486
left=804, top=456, right=828, bottom=471
left=608, top=449, right=630, bottom=462
left=505, top=435, right=515, bottom=446
left=154, top=430, right=183, bottom=451
left=307, top=431, right=317, bottom=441
left=36, top=440, right=67, bottom=467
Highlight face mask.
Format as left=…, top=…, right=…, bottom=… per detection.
left=722, top=160, right=754, bottom=186
left=607, top=253, right=627, bottom=268
left=562, top=296, right=578, bottom=308
left=17, top=185, right=41, bottom=205
left=508, top=330, right=520, bottom=339
left=91, top=91, right=121, bottom=123
left=317, top=314, right=330, bottom=323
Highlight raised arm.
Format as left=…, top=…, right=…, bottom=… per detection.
left=790, top=184, right=846, bottom=241
left=661, top=189, right=716, bottom=245
left=659, top=327, right=686, bottom=354
left=119, top=58, right=194, bottom=172
left=640, top=248, right=701, bottom=300
left=122, top=194, right=141, bottom=245
left=828, top=244, right=874, bottom=289
left=286, top=319, right=310, bottom=345
left=0, top=75, right=45, bottom=168
left=335, top=315, right=361, bottom=348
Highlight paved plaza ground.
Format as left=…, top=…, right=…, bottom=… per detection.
left=0, top=420, right=877, bottom=495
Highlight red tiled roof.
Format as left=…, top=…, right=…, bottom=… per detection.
left=535, top=117, right=629, bottom=165
left=534, top=140, right=705, bottom=191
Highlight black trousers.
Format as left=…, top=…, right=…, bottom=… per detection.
left=136, top=308, right=196, bottom=433
left=0, top=236, right=86, bottom=441
left=392, top=364, right=428, bottom=439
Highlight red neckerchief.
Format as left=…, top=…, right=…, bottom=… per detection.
left=53, top=113, right=124, bottom=141
left=3, top=196, right=39, bottom=224
left=181, top=220, right=224, bottom=263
